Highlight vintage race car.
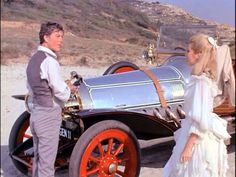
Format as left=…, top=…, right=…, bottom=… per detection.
left=9, top=25, right=235, bottom=177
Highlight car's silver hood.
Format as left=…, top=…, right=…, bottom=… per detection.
left=79, top=57, right=191, bottom=110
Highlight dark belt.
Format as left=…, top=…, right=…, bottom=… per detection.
left=140, top=67, right=167, bottom=108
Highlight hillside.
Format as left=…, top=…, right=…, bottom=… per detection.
left=132, top=1, right=235, bottom=45
left=1, top=0, right=235, bottom=66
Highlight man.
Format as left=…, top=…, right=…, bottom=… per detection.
left=26, top=22, right=76, bottom=177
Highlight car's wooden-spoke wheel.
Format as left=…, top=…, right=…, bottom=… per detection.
left=103, top=61, right=139, bottom=75
left=16, top=114, right=31, bottom=144
left=112, top=66, right=137, bottom=74
left=69, top=120, right=140, bottom=177
left=82, top=129, right=137, bottom=176
left=9, top=111, right=70, bottom=175
left=9, top=111, right=32, bottom=175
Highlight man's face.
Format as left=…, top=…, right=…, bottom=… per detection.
left=44, top=29, right=64, bottom=52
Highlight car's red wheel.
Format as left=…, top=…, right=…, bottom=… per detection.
left=103, top=61, right=139, bottom=75
left=69, top=120, right=141, bottom=177
left=8, top=111, right=32, bottom=175
left=9, top=111, right=72, bottom=175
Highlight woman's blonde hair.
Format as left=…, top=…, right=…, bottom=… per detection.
left=189, top=33, right=217, bottom=80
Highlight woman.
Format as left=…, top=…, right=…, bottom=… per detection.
left=163, top=33, right=231, bottom=177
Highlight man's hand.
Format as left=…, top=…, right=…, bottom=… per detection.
left=67, top=82, right=77, bottom=94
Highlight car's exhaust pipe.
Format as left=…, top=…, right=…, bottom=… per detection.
left=177, top=105, right=186, bottom=119
left=153, top=108, right=164, bottom=120
left=166, top=107, right=181, bottom=127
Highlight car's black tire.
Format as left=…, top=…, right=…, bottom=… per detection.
left=69, top=120, right=141, bottom=177
left=8, top=111, right=31, bottom=175
left=103, top=61, right=139, bottom=75
left=174, top=46, right=186, bottom=51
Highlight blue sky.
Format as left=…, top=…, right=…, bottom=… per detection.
left=144, top=0, right=235, bottom=27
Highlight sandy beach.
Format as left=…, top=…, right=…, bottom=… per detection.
left=1, top=64, right=235, bottom=177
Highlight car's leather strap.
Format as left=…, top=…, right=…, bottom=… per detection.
left=139, top=67, right=167, bottom=108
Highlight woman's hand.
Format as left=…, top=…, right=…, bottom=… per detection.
left=180, top=133, right=199, bottom=163
left=180, top=146, right=193, bottom=163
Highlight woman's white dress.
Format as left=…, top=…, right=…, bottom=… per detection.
left=163, top=74, right=231, bottom=177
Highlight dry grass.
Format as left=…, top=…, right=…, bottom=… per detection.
left=1, top=0, right=234, bottom=67
left=1, top=20, right=146, bottom=67
left=1, top=0, right=158, bottom=66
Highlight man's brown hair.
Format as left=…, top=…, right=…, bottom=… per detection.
left=39, top=22, right=64, bottom=44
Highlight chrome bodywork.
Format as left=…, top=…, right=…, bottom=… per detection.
left=79, top=56, right=190, bottom=112
left=58, top=55, right=192, bottom=136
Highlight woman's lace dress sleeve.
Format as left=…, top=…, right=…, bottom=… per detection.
left=184, top=76, right=230, bottom=140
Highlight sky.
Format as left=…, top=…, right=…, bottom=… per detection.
left=144, top=0, right=235, bottom=27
